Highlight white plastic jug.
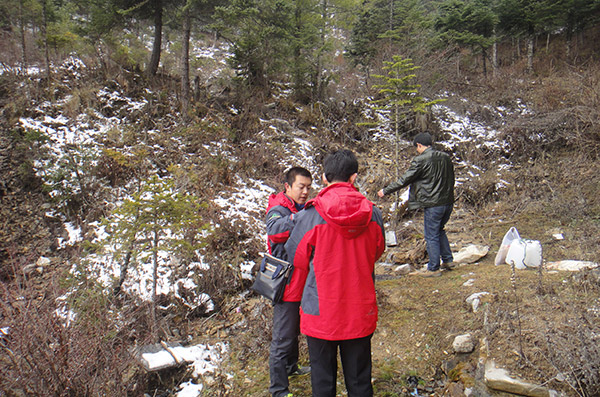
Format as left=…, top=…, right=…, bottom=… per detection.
left=505, top=239, right=542, bottom=269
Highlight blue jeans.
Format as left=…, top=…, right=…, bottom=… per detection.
left=423, top=204, right=453, bottom=271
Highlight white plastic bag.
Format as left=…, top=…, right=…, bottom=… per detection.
left=505, top=239, right=542, bottom=269
left=494, top=226, right=520, bottom=266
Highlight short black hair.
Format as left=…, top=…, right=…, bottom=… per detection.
left=323, top=149, right=358, bottom=183
left=285, top=167, right=312, bottom=186
left=413, top=132, right=433, bottom=147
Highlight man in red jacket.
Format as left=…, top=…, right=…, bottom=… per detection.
left=266, top=167, right=312, bottom=397
left=285, top=150, right=385, bottom=397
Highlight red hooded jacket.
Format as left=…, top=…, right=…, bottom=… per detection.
left=265, top=192, right=298, bottom=261
left=284, top=183, right=385, bottom=340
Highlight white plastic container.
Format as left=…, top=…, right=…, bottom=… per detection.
left=505, top=239, right=542, bottom=269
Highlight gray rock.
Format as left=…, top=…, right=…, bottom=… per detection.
left=453, top=333, right=475, bottom=353
left=454, top=245, right=489, bottom=264
left=394, top=264, right=413, bottom=275
left=466, top=292, right=490, bottom=313
left=484, top=360, right=551, bottom=397
left=546, top=260, right=599, bottom=272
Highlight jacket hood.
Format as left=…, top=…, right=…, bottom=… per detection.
left=309, top=182, right=373, bottom=239
left=266, top=192, right=297, bottom=214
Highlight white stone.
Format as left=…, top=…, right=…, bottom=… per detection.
left=546, top=260, right=599, bottom=272
left=385, top=230, right=397, bottom=246
left=454, top=245, right=489, bottom=264
left=471, top=298, right=481, bottom=312
left=453, top=333, right=475, bottom=353
left=485, top=360, right=551, bottom=397
left=394, top=264, right=413, bottom=275
left=466, top=292, right=489, bottom=305
left=466, top=291, right=491, bottom=313
left=462, top=278, right=475, bottom=287
left=36, top=256, right=51, bottom=267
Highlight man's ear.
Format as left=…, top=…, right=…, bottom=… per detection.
left=321, top=173, right=329, bottom=185
left=349, top=173, right=358, bottom=185
left=284, top=182, right=291, bottom=193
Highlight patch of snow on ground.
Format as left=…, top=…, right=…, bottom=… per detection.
left=58, top=222, right=82, bottom=248
left=433, top=104, right=505, bottom=151
left=176, top=381, right=203, bottom=397
left=141, top=342, right=228, bottom=376
left=213, top=176, right=275, bottom=236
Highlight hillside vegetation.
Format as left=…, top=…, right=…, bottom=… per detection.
left=1, top=1, right=600, bottom=396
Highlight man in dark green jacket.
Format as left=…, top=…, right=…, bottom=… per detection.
left=378, top=132, right=455, bottom=277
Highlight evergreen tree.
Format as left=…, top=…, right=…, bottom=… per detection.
left=555, top=0, right=598, bottom=59
left=215, top=0, right=294, bottom=90
left=102, top=172, right=208, bottom=339
left=362, top=55, right=444, bottom=224
left=435, top=0, right=497, bottom=76
left=346, top=0, right=430, bottom=70
left=496, top=0, right=559, bottom=72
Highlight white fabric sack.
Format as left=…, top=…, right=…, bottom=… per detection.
left=505, top=239, right=542, bottom=269
left=494, top=227, right=520, bottom=265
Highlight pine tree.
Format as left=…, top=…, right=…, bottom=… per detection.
left=435, top=0, right=497, bottom=77
left=102, top=172, right=208, bottom=340
left=215, top=0, right=294, bottom=90
left=361, top=55, right=444, bottom=220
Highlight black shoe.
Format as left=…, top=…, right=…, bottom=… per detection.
left=289, top=366, right=311, bottom=376
left=441, top=262, right=455, bottom=270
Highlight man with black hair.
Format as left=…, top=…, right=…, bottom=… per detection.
left=378, top=132, right=455, bottom=277
left=266, top=167, right=312, bottom=397
left=285, top=150, right=385, bottom=397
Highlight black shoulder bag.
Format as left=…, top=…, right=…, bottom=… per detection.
left=251, top=253, right=292, bottom=303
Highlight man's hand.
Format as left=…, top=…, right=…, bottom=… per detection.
left=377, top=189, right=385, bottom=198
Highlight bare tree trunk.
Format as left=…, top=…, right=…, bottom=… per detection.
left=526, top=33, right=534, bottom=74
left=147, top=0, right=163, bottom=77
left=315, top=0, right=327, bottom=100
left=393, top=88, right=399, bottom=229
left=116, top=248, right=133, bottom=295
left=456, top=53, right=460, bottom=78
left=492, top=28, right=498, bottom=78
left=41, top=0, right=50, bottom=80
left=389, top=0, right=394, bottom=50
left=151, top=228, right=159, bottom=341
left=194, top=76, right=200, bottom=101
left=481, top=47, right=487, bottom=78
left=19, top=0, right=27, bottom=73
left=181, top=6, right=191, bottom=119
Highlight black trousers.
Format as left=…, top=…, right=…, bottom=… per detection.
left=306, top=334, right=373, bottom=397
left=269, top=301, right=301, bottom=397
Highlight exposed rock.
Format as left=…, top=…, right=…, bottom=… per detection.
left=394, top=264, right=413, bottom=275
left=446, top=382, right=465, bottom=397
left=453, top=333, right=475, bottom=353
left=465, top=292, right=491, bottom=313
left=462, top=278, right=475, bottom=287
left=454, top=245, right=489, bottom=264
left=36, top=256, right=51, bottom=267
left=385, top=230, right=397, bottom=246
left=546, top=260, right=599, bottom=271
left=484, top=360, right=551, bottom=397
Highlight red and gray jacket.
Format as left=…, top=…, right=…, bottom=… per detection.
left=265, top=192, right=299, bottom=261
left=284, top=182, right=385, bottom=340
